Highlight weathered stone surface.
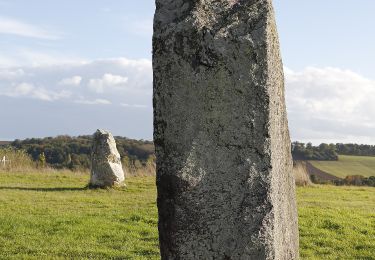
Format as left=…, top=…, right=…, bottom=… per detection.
left=90, top=129, right=125, bottom=188
left=153, top=0, right=299, bottom=259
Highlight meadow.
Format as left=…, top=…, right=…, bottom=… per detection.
left=310, top=155, right=375, bottom=178
left=0, top=171, right=374, bottom=259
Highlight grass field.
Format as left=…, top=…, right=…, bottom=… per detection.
left=310, top=155, right=375, bottom=178
left=0, top=171, right=374, bottom=259
left=298, top=185, right=375, bottom=259
left=0, top=172, right=159, bottom=259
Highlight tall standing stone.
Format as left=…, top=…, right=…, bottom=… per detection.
left=153, top=0, right=299, bottom=259
left=90, top=129, right=125, bottom=188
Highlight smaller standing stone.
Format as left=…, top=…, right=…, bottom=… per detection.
left=90, top=129, right=125, bottom=188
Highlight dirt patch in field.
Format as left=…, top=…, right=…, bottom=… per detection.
left=306, top=162, right=341, bottom=181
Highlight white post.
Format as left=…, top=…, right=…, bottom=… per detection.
left=1, top=156, right=10, bottom=167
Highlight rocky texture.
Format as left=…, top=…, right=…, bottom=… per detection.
left=153, top=0, right=299, bottom=259
left=90, top=129, right=125, bottom=188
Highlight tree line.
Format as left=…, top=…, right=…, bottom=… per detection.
left=9, top=135, right=154, bottom=171
left=292, top=142, right=338, bottom=161
left=3, top=137, right=375, bottom=170
left=311, top=175, right=375, bottom=187
left=292, top=142, right=375, bottom=161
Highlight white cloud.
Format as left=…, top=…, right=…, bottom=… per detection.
left=1, top=58, right=374, bottom=143
left=0, top=50, right=86, bottom=68
left=3, top=82, right=71, bottom=101
left=0, top=57, right=152, bottom=106
left=88, top=73, right=129, bottom=93
left=12, top=82, right=34, bottom=96
left=121, top=103, right=148, bottom=108
left=75, top=98, right=111, bottom=105
left=32, top=89, right=71, bottom=101
left=58, top=76, right=82, bottom=86
left=285, top=67, right=375, bottom=144
left=2, top=59, right=374, bottom=143
left=0, top=16, right=61, bottom=40
left=0, top=69, right=25, bottom=79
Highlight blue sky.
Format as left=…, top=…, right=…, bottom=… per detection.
left=0, top=0, right=375, bottom=144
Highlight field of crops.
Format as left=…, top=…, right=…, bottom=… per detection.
left=0, top=171, right=374, bottom=259
left=310, top=155, right=375, bottom=178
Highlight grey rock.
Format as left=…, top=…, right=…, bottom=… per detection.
left=153, top=0, right=299, bottom=259
left=90, top=129, right=125, bottom=188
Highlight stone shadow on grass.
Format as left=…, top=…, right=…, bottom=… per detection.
left=0, top=186, right=88, bottom=192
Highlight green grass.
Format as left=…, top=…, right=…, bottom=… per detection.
left=310, top=155, right=375, bottom=178
left=297, top=185, right=375, bottom=259
left=0, top=171, right=374, bottom=259
left=0, top=172, right=159, bottom=259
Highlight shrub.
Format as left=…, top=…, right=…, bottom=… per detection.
left=0, top=148, right=35, bottom=171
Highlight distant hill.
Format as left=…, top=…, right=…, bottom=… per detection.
left=309, top=155, right=375, bottom=178
left=0, top=141, right=11, bottom=146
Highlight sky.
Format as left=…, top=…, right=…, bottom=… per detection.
left=0, top=0, right=375, bottom=144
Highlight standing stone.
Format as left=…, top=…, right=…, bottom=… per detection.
left=90, top=129, right=125, bottom=188
left=153, top=0, right=299, bottom=259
